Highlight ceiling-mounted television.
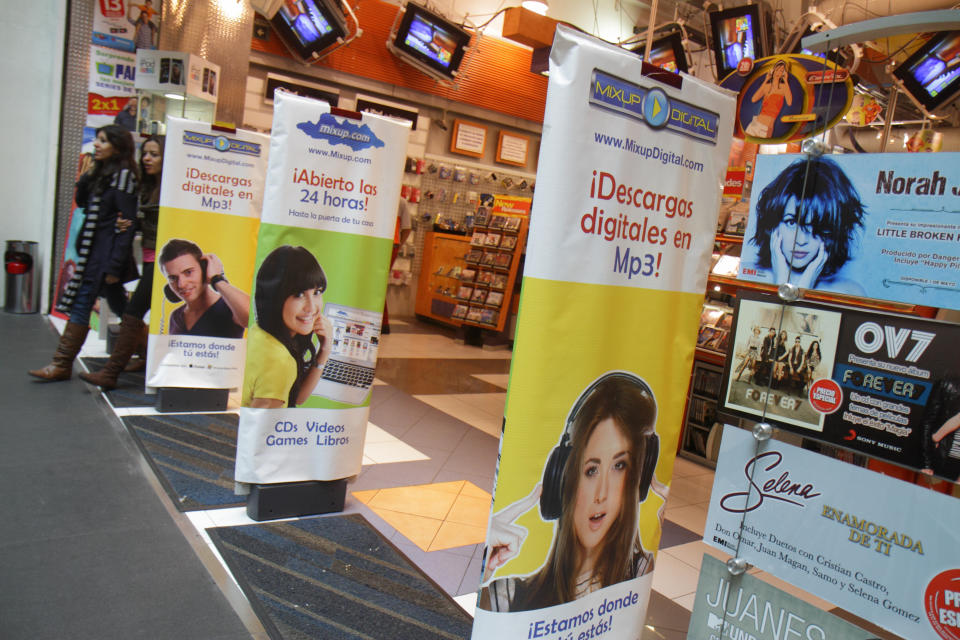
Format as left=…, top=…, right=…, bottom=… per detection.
left=270, top=0, right=348, bottom=61
left=709, top=4, right=769, bottom=79
left=391, top=3, right=472, bottom=79
left=632, top=32, right=689, bottom=74
left=893, top=31, right=960, bottom=112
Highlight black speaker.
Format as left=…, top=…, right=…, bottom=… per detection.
left=539, top=371, right=658, bottom=520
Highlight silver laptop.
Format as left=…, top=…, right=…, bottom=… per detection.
left=309, top=303, right=381, bottom=405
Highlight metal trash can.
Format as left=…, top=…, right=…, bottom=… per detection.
left=4, top=240, right=40, bottom=314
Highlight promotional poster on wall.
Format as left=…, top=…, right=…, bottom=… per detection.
left=93, top=0, right=160, bottom=52
left=146, top=118, right=269, bottom=391
left=723, top=293, right=960, bottom=483
left=705, top=427, right=959, bottom=640
left=233, top=92, right=409, bottom=485
left=739, top=152, right=960, bottom=310
left=687, top=555, right=876, bottom=640
left=469, top=26, right=735, bottom=639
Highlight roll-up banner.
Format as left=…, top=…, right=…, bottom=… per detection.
left=470, top=26, right=735, bottom=639
left=233, top=92, right=409, bottom=484
left=706, top=426, right=960, bottom=640
left=739, top=152, right=960, bottom=309
left=146, top=117, right=269, bottom=391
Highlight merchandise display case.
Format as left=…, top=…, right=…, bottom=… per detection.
left=679, top=360, right=724, bottom=466
left=415, top=213, right=527, bottom=333
left=134, top=50, right=220, bottom=135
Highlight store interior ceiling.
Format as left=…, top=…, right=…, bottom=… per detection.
left=429, top=0, right=960, bottom=141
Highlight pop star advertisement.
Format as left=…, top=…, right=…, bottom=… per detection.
left=706, top=427, right=959, bottom=640
left=739, top=152, right=960, bottom=310
left=723, top=296, right=842, bottom=432
left=234, top=92, right=409, bottom=485
left=470, top=27, right=735, bottom=639
left=146, top=118, right=269, bottom=391
left=724, top=294, right=960, bottom=482
left=687, top=555, right=876, bottom=640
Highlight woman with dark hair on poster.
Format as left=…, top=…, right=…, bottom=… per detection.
left=81, top=135, right=164, bottom=389
left=242, top=245, right=333, bottom=408
left=745, top=59, right=794, bottom=139
left=803, top=340, right=821, bottom=393
left=746, top=156, right=866, bottom=295
left=478, top=372, right=659, bottom=612
left=31, top=124, right=139, bottom=381
left=772, top=330, right=789, bottom=387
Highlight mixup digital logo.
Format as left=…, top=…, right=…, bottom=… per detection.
left=589, top=69, right=720, bottom=143
left=182, top=131, right=262, bottom=157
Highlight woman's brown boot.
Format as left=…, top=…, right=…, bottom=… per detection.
left=79, top=315, right=145, bottom=390
left=28, top=322, right=90, bottom=381
left=123, top=322, right=150, bottom=372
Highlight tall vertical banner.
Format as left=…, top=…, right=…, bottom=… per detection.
left=471, top=27, right=734, bottom=639
left=234, top=93, right=409, bottom=484
left=146, top=118, right=269, bottom=390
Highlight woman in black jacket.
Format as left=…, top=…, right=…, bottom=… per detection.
left=80, top=135, right=164, bottom=389
left=30, top=124, right=138, bottom=381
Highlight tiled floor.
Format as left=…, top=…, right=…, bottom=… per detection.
left=65, top=314, right=842, bottom=638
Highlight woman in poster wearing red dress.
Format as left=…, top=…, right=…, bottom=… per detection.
left=745, top=60, right=793, bottom=139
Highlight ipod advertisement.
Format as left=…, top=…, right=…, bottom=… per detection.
left=722, top=293, right=960, bottom=484
left=470, top=27, right=735, bottom=638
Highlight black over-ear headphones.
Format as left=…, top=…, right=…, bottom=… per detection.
left=539, top=371, right=659, bottom=521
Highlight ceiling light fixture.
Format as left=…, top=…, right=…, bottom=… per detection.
left=521, top=0, right=548, bottom=16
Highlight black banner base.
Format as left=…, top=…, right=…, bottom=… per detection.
left=246, top=480, right=347, bottom=522
left=155, top=387, right=229, bottom=413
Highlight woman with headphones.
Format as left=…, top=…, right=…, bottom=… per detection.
left=478, top=372, right=660, bottom=612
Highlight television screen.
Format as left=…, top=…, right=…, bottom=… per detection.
left=633, top=32, right=689, bottom=74
left=710, top=4, right=767, bottom=79
left=271, top=0, right=347, bottom=60
left=894, top=31, right=960, bottom=112
left=392, top=3, right=471, bottom=78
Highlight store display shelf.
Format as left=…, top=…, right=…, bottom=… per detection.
left=715, top=233, right=745, bottom=245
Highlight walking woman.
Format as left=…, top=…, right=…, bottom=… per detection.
left=30, top=124, right=139, bottom=381
left=80, top=135, right=164, bottom=389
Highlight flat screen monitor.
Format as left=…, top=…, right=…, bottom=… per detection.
left=710, top=4, right=767, bottom=79
left=270, top=0, right=348, bottom=61
left=894, top=31, right=960, bottom=112
left=392, top=3, right=472, bottom=78
left=632, top=32, right=689, bottom=73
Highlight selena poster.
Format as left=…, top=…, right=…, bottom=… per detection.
left=469, top=27, right=735, bottom=639
left=705, top=427, right=960, bottom=640
left=146, top=118, right=269, bottom=391
left=738, top=152, right=960, bottom=310
left=723, top=294, right=960, bottom=483
left=233, top=92, right=409, bottom=485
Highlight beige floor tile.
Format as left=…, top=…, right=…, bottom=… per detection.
left=414, top=394, right=503, bottom=437
left=471, top=373, right=510, bottom=389
left=456, top=392, right=507, bottom=416
left=351, top=489, right=379, bottom=505
left=431, top=480, right=467, bottom=495
left=363, top=440, right=430, bottom=464
left=665, top=476, right=714, bottom=508
left=672, top=456, right=715, bottom=479
left=661, top=540, right=730, bottom=572
left=378, top=333, right=512, bottom=360
left=429, top=520, right=487, bottom=551
left=663, top=503, right=709, bottom=537
left=446, top=493, right=493, bottom=528
left=373, top=509, right=443, bottom=550
left=460, top=481, right=492, bottom=500
left=651, top=552, right=702, bottom=599
left=363, top=423, right=396, bottom=443
left=368, top=485, right=458, bottom=520
left=672, top=592, right=697, bottom=612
